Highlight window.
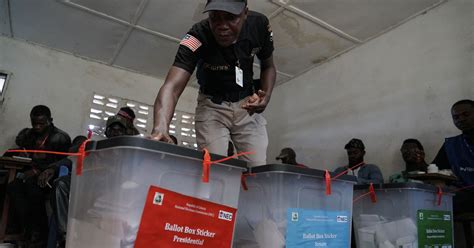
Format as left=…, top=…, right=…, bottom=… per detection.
left=0, top=71, right=11, bottom=103
left=87, top=93, right=198, bottom=149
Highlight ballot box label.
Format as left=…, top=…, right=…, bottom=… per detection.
left=417, top=209, right=453, bottom=248
left=286, top=208, right=350, bottom=248
left=135, top=186, right=237, bottom=248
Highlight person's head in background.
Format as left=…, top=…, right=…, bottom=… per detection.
left=68, top=136, right=88, bottom=153
left=451, top=99, right=474, bottom=136
left=105, top=116, right=128, bottom=138
left=30, top=105, right=53, bottom=135
left=118, top=107, right=136, bottom=122
left=276, top=148, right=297, bottom=165
left=345, top=138, right=365, bottom=166
left=401, top=139, right=427, bottom=172
left=227, top=141, right=235, bottom=156
left=170, top=135, right=178, bottom=145
left=117, top=107, right=140, bottom=135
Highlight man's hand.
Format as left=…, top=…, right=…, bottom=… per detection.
left=38, top=168, right=54, bottom=188
left=149, top=128, right=174, bottom=144
left=23, top=169, right=37, bottom=180
left=241, top=90, right=268, bottom=115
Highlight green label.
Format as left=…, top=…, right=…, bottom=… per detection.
left=417, top=209, right=453, bottom=248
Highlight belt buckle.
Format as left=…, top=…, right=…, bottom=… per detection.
left=210, top=95, right=224, bottom=104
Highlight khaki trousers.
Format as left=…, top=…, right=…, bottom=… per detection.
left=195, top=93, right=268, bottom=167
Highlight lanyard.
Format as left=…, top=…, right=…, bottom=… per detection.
left=38, top=134, right=49, bottom=148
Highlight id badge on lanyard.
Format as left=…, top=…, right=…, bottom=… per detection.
left=235, top=60, right=243, bottom=87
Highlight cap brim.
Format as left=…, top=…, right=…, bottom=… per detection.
left=203, top=2, right=245, bottom=15
left=275, top=154, right=287, bottom=160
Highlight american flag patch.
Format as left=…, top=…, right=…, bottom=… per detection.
left=180, top=34, right=202, bottom=52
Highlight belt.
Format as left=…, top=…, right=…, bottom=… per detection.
left=201, top=88, right=253, bottom=104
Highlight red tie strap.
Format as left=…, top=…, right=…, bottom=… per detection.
left=447, top=184, right=474, bottom=193
left=6, top=139, right=90, bottom=176
left=202, top=149, right=212, bottom=183
left=333, top=161, right=365, bottom=180
left=437, top=186, right=443, bottom=206
left=369, top=183, right=377, bottom=203
left=353, top=184, right=377, bottom=204
left=75, top=140, right=88, bottom=175
left=241, top=173, right=256, bottom=191
left=201, top=149, right=254, bottom=183
left=325, top=170, right=331, bottom=195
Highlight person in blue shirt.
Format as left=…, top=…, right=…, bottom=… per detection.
left=334, top=138, right=384, bottom=184
left=433, top=99, right=474, bottom=214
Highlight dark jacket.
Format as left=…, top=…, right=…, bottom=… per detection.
left=15, top=124, right=71, bottom=169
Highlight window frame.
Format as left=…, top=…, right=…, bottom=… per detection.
left=86, top=92, right=197, bottom=149
left=0, top=70, right=12, bottom=103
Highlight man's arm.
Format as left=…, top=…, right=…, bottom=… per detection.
left=15, top=128, right=30, bottom=148
left=241, top=56, right=276, bottom=114
left=432, top=146, right=451, bottom=170
left=359, top=165, right=384, bottom=184
left=151, top=66, right=191, bottom=142
left=259, top=56, right=277, bottom=104
left=38, top=132, right=71, bottom=170
left=369, top=166, right=384, bottom=184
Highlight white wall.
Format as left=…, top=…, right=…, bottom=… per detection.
left=265, top=0, right=474, bottom=179
left=0, top=36, right=199, bottom=152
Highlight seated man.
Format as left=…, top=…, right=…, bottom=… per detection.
left=7, top=105, right=71, bottom=247
left=334, top=138, right=383, bottom=184
left=46, top=135, right=87, bottom=248
left=389, top=139, right=428, bottom=183
left=275, top=147, right=307, bottom=168
left=116, top=107, right=140, bottom=135
left=432, top=99, right=474, bottom=214
left=14, top=105, right=71, bottom=166
left=52, top=114, right=136, bottom=247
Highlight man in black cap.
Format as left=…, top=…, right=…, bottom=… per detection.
left=276, top=147, right=307, bottom=168
left=151, top=0, right=276, bottom=167
left=334, top=138, right=383, bottom=184
left=117, top=107, right=140, bottom=135
left=105, top=114, right=133, bottom=138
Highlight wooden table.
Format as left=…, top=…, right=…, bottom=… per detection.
left=0, top=157, right=30, bottom=242
left=407, top=173, right=458, bottom=187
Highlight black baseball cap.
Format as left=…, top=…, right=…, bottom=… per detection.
left=203, top=0, right=247, bottom=15
left=344, top=138, right=365, bottom=150
left=106, top=115, right=128, bottom=129
left=276, top=148, right=296, bottom=160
